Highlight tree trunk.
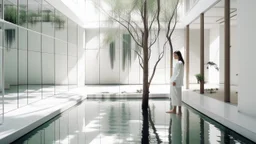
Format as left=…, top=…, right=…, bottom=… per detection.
left=142, top=38, right=149, bottom=109
left=142, top=0, right=149, bottom=110
left=168, top=39, right=173, bottom=77
left=170, top=51, right=173, bottom=77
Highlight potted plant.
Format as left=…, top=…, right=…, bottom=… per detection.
left=195, top=74, right=204, bottom=84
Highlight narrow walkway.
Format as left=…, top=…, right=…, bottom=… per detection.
left=183, top=90, right=256, bottom=143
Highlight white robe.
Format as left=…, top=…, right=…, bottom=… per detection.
left=170, top=61, right=184, bottom=106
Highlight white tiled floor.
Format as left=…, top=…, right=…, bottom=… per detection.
left=183, top=90, right=256, bottom=143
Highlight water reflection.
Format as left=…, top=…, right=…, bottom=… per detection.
left=141, top=108, right=149, bottom=144
left=12, top=100, right=255, bottom=144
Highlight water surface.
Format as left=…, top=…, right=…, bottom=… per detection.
left=13, top=99, right=255, bottom=144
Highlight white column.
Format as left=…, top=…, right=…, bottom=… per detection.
left=237, top=0, right=256, bottom=116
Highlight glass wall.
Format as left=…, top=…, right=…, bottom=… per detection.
left=185, top=0, right=199, bottom=14
left=0, top=0, right=79, bottom=114
left=0, top=22, right=4, bottom=124
left=85, top=28, right=170, bottom=85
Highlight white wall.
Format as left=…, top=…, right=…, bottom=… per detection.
left=219, top=25, right=238, bottom=85
left=209, top=25, right=220, bottom=84
left=237, top=0, right=256, bottom=117
left=84, top=28, right=210, bottom=85
left=189, top=29, right=210, bottom=84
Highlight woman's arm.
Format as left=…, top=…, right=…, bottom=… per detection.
left=172, top=62, right=182, bottom=86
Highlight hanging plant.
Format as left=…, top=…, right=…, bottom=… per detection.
left=27, top=12, right=39, bottom=26
left=109, top=41, right=115, bottom=69
left=5, top=29, right=15, bottom=50
left=42, top=10, right=52, bottom=22
left=122, top=34, right=131, bottom=71
left=4, top=6, right=17, bottom=50
left=206, top=61, right=219, bottom=71
left=54, top=15, right=65, bottom=30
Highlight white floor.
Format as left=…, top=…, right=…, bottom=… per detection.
left=183, top=90, right=256, bottom=143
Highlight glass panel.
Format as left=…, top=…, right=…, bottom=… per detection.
left=28, top=31, right=40, bottom=52
left=68, top=56, right=77, bottom=89
left=119, top=33, right=129, bottom=84
left=19, top=27, right=27, bottom=50
left=68, top=19, right=77, bottom=44
left=55, top=39, right=67, bottom=55
left=28, top=51, right=41, bottom=104
left=42, top=53, right=54, bottom=98
left=19, top=0, right=27, bottom=27
left=0, top=25, right=4, bottom=123
left=28, top=0, right=42, bottom=32
left=4, top=0, right=18, bottom=24
left=99, top=41, right=120, bottom=84
left=18, top=27, right=28, bottom=107
left=0, top=1, right=2, bottom=19
left=18, top=49, right=28, bottom=107
left=68, top=43, right=77, bottom=57
left=42, top=35, right=53, bottom=53
left=4, top=23, right=18, bottom=113
left=128, top=37, right=140, bottom=84
left=55, top=10, right=67, bottom=41
left=42, top=0, right=54, bottom=36
left=4, top=47, right=18, bottom=112
left=55, top=54, right=68, bottom=93
left=85, top=50, right=99, bottom=84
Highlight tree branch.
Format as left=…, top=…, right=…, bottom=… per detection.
left=148, top=50, right=165, bottom=86
left=148, top=0, right=161, bottom=49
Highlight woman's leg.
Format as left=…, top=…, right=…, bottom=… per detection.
left=176, top=87, right=182, bottom=114
left=167, top=85, right=177, bottom=113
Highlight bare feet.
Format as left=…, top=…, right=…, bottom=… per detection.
left=166, top=110, right=176, bottom=114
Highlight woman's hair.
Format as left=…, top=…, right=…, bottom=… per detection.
left=174, top=51, right=185, bottom=65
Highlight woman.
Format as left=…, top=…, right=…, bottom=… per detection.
left=167, top=51, right=184, bottom=114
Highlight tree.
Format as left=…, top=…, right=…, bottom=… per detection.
left=162, top=0, right=180, bottom=76
left=96, top=0, right=179, bottom=109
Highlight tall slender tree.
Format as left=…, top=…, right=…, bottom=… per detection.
left=96, top=0, right=179, bottom=109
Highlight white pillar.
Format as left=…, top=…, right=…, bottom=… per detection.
left=237, top=0, right=256, bottom=116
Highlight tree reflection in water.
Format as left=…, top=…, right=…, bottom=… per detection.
left=141, top=107, right=163, bottom=144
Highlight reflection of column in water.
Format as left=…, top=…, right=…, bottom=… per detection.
left=221, top=128, right=230, bottom=144
left=171, top=114, right=182, bottom=144
left=184, top=108, right=189, bottom=144
left=200, top=118, right=204, bottom=144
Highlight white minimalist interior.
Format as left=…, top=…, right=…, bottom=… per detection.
left=0, top=0, right=256, bottom=143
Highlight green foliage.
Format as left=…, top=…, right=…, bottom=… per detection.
left=206, top=61, right=219, bottom=71
left=195, top=74, right=204, bottom=83
left=5, top=29, right=15, bottom=49
left=122, top=34, right=132, bottom=71
left=109, top=42, right=116, bottom=69
left=4, top=6, right=17, bottom=24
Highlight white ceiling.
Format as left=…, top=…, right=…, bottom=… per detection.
left=190, top=0, right=237, bottom=29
